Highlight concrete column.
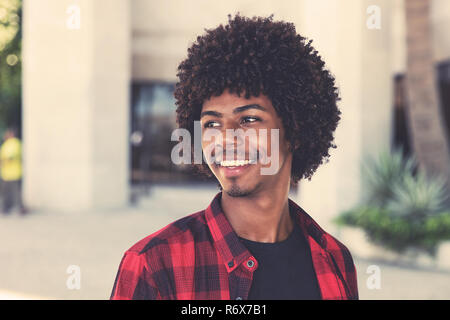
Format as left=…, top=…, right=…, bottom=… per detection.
left=296, top=0, right=393, bottom=233
left=22, top=0, right=131, bottom=212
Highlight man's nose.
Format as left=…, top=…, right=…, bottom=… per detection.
left=220, top=125, right=249, bottom=161
left=221, top=125, right=245, bottom=148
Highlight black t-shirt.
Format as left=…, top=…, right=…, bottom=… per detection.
left=238, top=220, right=322, bottom=300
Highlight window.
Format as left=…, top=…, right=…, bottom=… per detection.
left=130, top=82, right=213, bottom=185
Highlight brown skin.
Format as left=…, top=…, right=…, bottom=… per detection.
left=200, top=89, right=294, bottom=243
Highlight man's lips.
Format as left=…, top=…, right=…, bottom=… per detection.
left=215, top=161, right=256, bottom=178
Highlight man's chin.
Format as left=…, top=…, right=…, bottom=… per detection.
left=222, top=181, right=262, bottom=198
left=224, top=186, right=251, bottom=197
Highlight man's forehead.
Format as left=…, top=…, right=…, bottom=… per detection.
left=202, top=90, right=273, bottom=112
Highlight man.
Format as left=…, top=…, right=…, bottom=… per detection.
left=111, top=13, right=358, bottom=300
left=0, top=128, right=26, bottom=215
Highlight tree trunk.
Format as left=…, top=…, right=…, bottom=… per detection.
left=404, top=0, right=450, bottom=189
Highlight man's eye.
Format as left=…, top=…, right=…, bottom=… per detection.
left=203, top=121, right=220, bottom=128
left=241, top=116, right=261, bottom=124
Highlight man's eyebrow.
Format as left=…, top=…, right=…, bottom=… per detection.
left=200, top=104, right=267, bottom=118
left=233, top=104, right=268, bottom=114
left=200, top=110, right=223, bottom=118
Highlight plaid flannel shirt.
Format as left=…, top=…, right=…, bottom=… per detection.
left=110, top=192, right=358, bottom=300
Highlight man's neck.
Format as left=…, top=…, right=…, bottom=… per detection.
left=220, top=186, right=293, bottom=243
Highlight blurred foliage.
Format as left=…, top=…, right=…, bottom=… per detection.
left=0, top=0, right=21, bottom=135
left=336, top=149, right=450, bottom=256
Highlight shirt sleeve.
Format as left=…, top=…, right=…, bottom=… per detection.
left=347, top=256, right=359, bottom=300
left=110, top=250, right=160, bottom=300
left=326, top=236, right=359, bottom=300
left=340, top=247, right=359, bottom=300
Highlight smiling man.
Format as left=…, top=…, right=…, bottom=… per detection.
left=111, top=13, right=358, bottom=300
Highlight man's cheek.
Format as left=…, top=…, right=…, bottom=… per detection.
left=259, top=129, right=280, bottom=175
left=202, top=144, right=216, bottom=166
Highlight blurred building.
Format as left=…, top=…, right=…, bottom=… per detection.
left=22, top=0, right=450, bottom=216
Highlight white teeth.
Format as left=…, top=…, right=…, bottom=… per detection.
left=219, top=159, right=256, bottom=167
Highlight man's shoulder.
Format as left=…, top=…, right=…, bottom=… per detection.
left=323, top=229, right=359, bottom=299
left=291, top=200, right=347, bottom=250
left=305, top=212, right=354, bottom=261
left=323, top=231, right=354, bottom=264
left=125, top=209, right=208, bottom=256
left=291, top=199, right=354, bottom=265
left=295, top=206, right=358, bottom=297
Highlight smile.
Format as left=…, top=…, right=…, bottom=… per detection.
left=216, top=159, right=257, bottom=178
left=219, top=159, right=257, bottom=167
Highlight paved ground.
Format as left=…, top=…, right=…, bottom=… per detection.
left=0, top=184, right=449, bottom=300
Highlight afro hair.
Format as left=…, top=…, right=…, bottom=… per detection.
left=174, top=13, right=341, bottom=184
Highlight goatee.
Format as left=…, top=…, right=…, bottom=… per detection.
left=225, top=185, right=252, bottom=197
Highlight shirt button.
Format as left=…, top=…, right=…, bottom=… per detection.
left=246, top=259, right=255, bottom=268
left=227, top=261, right=234, bottom=268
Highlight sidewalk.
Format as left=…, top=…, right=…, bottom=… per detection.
left=0, top=184, right=449, bottom=299
left=0, top=289, right=53, bottom=300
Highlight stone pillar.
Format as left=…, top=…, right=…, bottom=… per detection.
left=296, top=0, right=393, bottom=233
left=22, top=0, right=131, bottom=211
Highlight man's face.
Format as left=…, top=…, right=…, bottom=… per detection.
left=200, top=89, right=292, bottom=197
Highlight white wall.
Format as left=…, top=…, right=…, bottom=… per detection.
left=130, top=0, right=303, bottom=81
left=297, top=0, right=394, bottom=232
left=22, top=0, right=130, bottom=212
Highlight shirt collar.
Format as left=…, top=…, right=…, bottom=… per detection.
left=288, top=197, right=328, bottom=250
left=205, top=192, right=252, bottom=273
left=204, top=192, right=328, bottom=273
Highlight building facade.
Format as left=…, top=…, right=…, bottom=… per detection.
left=22, top=0, right=450, bottom=219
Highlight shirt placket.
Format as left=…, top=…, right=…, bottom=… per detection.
left=227, top=255, right=258, bottom=300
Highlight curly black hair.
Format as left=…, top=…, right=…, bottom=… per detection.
left=174, top=13, right=341, bottom=184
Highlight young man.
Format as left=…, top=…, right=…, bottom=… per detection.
left=111, top=13, right=358, bottom=300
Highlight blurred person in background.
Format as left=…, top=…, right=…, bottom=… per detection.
left=0, top=127, right=27, bottom=215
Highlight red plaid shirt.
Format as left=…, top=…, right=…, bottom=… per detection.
left=110, top=192, right=358, bottom=300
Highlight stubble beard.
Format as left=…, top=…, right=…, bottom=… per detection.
left=223, top=179, right=263, bottom=198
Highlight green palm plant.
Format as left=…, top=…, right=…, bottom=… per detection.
left=361, top=149, right=417, bottom=207
left=386, top=170, right=449, bottom=219
left=336, top=148, right=450, bottom=255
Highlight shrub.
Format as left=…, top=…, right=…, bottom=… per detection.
left=336, top=149, right=450, bottom=255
